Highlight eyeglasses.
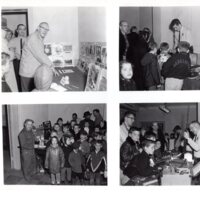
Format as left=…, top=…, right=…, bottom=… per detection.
left=39, top=26, right=50, bottom=32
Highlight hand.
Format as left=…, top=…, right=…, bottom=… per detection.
left=52, top=67, right=59, bottom=76
left=183, top=131, right=190, bottom=140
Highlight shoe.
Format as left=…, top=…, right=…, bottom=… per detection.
left=51, top=181, right=56, bottom=185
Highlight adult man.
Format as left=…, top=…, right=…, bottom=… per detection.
left=169, top=18, right=193, bottom=52
left=18, top=119, right=36, bottom=182
left=80, top=111, right=95, bottom=131
left=19, top=22, right=58, bottom=91
left=184, top=121, right=200, bottom=164
left=93, top=109, right=103, bottom=126
left=8, top=24, right=27, bottom=92
left=119, top=20, right=129, bottom=61
left=120, top=111, right=135, bottom=146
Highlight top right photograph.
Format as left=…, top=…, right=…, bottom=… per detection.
left=119, top=7, right=200, bottom=91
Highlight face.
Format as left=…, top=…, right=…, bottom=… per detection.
left=63, top=126, right=69, bottom=133
left=125, top=114, right=135, bottom=127
left=74, top=125, right=80, bottom=134
left=17, top=25, right=26, bottom=37
left=52, top=138, right=58, bottom=146
left=145, top=143, right=155, bottom=155
left=80, top=134, right=87, bottom=141
left=121, top=63, right=133, bottom=80
left=58, top=120, right=63, bottom=127
left=129, top=131, right=140, bottom=142
left=84, top=122, right=90, bottom=128
left=152, top=123, right=158, bottom=131
left=95, top=143, right=102, bottom=152
left=93, top=111, right=98, bottom=117
left=54, top=125, right=60, bottom=132
left=95, top=127, right=100, bottom=132
left=25, top=121, right=33, bottom=131
left=38, top=23, right=49, bottom=39
left=71, top=121, right=76, bottom=128
left=72, top=114, right=77, bottom=120
left=173, top=24, right=181, bottom=32
left=5, top=31, right=13, bottom=41
left=120, top=22, right=129, bottom=34
left=51, top=131, right=58, bottom=137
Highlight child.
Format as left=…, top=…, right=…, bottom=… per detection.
left=91, top=132, right=107, bottom=154
left=68, top=142, right=85, bottom=185
left=157, top=42, right=171, bottom=70
left=73, top=124, right=81, bottom=141
left=86, top=140, right=107, bottom=185
left=79, top=131, right=90, bottom=158
left=141, top=42, right=161, bottom=90
left=61, top=135, right=74, bottom=184
left=53, top=123, right=63, bottom=141
left=120, top=61, right=137, bottom=91
left=45, top=136, right=65, bottom=185
left=161, top=41, right=191, bottom=90
left=124, top=140, right=159, bottom=178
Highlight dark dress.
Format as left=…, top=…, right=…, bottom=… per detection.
left=120, top=77, right=137, bottom=91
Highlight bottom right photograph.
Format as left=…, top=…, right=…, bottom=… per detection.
left=120, top=103, right=200, bottom=186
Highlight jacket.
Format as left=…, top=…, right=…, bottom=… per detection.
left=161, top=52, right=191, bottom=79
left=120, top=136, right=140, bottom=170
left=45, top=145, right=65, bottom=174
left=141, top=52, right=161, bottom=88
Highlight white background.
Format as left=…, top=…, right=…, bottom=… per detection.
left=1, top=0, right=200, bottom=200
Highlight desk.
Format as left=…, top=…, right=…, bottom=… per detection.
left=52, top=67, right=87, bottom=91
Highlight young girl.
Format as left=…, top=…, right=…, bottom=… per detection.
left=45, top=136, right=65, bottom=185
left=120, top=61, right=137, bottom=91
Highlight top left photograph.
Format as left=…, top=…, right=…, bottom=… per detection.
left=1, top=7, right=107, bottom=92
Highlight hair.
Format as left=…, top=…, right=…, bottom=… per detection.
left=72, top=113, right=77, bottom=117
left=80, top=130, right=88, bottom=136
left=190, top=121, right=200, bottom=127
left=124, top=111, right=135, bottom=119
left=148, top=42, right=157, bottom=51
left=130, top=26, right=137, bottom=32
left=120, top=61, right=133, bottom=72
left=119, top=20, right=128, bottom=26
left=169, top=18, right=181, bottom=31
left=51, top=136, right=58, bottom=143
left=57, top=118, right=63, bottom=122
left=93, top=109, right=100, bottom=113
left=144, top=133, right=156, bottom=141
left=142, top=139, right=155, bottom=148
left=173, top=125, right=182, bottom=132
left=23, top=119, right=34, bottom=127
left=178, top=41, right=190, bottom=52
left=74, top=123, right=80, bottom=128
left=94, top=139, right=103, bottom=145
left=160, top=42, right=169, bottom=51
left=128, top=126, right=140, bottom=134
left=15, top=24, right=26, bottom=37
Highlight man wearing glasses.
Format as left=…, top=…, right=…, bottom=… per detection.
left=120, top=111, right=135, bottom=146
left=19, top=22, right=58, bottom=91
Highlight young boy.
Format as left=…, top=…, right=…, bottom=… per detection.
left=79, top=131, right=90, bottom=158
left=86, top=140, right=107, bottom=185
left=161, top=41, right=191, bottom=90
left=73, top=124, right=81, bottom=141
left=68, top=142, right=85, bottom=185
left=124, top=140, right=159, bottom=178
left=141, top=42, right=161, bottom=90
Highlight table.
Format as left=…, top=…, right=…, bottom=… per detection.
left=52, top=67, right=87, bottom=91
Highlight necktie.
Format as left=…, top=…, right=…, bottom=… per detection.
left=20, top=38, right=23, bottom=59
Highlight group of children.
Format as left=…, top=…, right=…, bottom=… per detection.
left=120, top=40, right=192, bottom=91
left=43, top=114, right=107, bottom=185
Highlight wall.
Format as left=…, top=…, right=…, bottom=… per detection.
left=139, top=7, right=153, bottom=31
left=120, top=7, right=140, bottom=30
left=28, top=7, right=79, bottom=59
left=47, top=104, right=106, bottom=124
left=153, top=7, right=200, bottom=53
left=135, top=104, right=197, bottom=134
left=78, top=7, right=106, bottom=43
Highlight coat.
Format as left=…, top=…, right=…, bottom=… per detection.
left=120, top=136, right=140, bottom=170
left=45, top=145, right=65, bottom=174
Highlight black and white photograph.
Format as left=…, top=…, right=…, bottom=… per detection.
left=119, top=7, right=200, bottom=91
left=1, top=7, right=106, bottom=92
left=2, top=104, right=107, bottom=185
left=120, top=103, right=200, bottom=185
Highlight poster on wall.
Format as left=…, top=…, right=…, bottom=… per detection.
left=44, top=43, right=74, bottom=67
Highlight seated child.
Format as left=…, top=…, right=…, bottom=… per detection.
left=86, top=140, right=107, bottom=185
left=124, top=140, right=159, bottom=178
left=141, top=42, right=161, bottom=90
left=161, top=41, right=191, bottom=90
left=61, top=135, right=74, bottom=184
left=68, top=142, right=85, bottom=185
left=120, top=61, right=137, bottom=91
left=32, top=64, right=54, bottom=92
left=45, top=136, right=65, bottom=184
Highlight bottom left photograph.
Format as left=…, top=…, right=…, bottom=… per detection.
left=2, top=104, right=107, bottom=185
